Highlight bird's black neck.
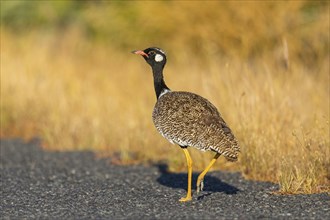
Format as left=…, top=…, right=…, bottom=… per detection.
left=152, top=65, right=170, bottom=99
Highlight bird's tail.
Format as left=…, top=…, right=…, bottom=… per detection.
left=222, top=144, right=240, bottom=162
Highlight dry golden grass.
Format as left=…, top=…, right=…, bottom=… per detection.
left=1, top=2, right=329, bottom=194
left=1, top=29, right=329, bottom=194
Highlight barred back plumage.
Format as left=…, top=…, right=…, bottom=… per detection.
left=152, top=91, right=240, bottom=161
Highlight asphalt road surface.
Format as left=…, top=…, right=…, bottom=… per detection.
left=0, top=138, right=329, bottom=219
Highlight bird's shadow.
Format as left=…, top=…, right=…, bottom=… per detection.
left=155, top=163, right=239, bottom=199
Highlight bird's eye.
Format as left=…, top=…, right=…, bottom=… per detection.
left=149, top=51, right=156, bottom=55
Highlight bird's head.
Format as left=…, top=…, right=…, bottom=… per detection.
left=132, top=47, right=167, bottom=68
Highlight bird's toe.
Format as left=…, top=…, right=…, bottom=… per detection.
left=179, top=196, right=192, bottom=202
left=197, top=179, right=204, bottom=194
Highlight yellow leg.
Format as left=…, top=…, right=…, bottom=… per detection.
left=196, top=153, right=221, bottom=193
left=179, top=148, right=192, bottom=202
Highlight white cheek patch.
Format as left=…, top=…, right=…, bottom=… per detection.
left=155, top=54, right=164, bottom=62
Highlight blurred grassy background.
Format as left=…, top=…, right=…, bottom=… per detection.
left=1, top=1, right=329, bottom=194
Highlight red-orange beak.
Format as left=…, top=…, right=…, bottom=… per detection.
left=132, top=50, right=149, bottom=58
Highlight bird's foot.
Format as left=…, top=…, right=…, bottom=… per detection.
left=179, top=196, right=192, bottom=202
left=196, top=179, right=204, bottom=194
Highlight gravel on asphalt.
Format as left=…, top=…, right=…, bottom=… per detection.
left=0, top=138, right=329, bottom=219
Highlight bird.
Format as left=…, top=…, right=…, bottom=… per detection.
left=132, top=47, right=240, bottom=202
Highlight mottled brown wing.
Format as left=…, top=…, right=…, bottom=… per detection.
left=152, top=91, right=240, bottom=161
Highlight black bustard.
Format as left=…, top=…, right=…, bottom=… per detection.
left=132, top=47, right=240, bottom=202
